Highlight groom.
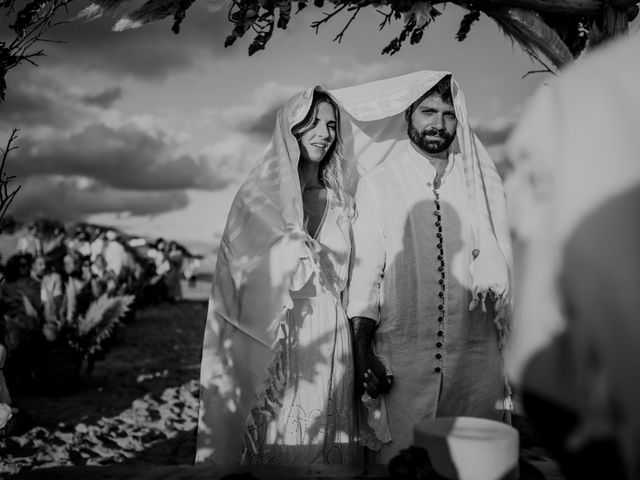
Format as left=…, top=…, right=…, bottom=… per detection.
left=346, top=74, right=511, bottom=463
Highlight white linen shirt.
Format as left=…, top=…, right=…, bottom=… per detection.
left=347, top=143, right=505, bottom=462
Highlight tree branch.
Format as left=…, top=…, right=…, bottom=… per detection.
left=0, top=128, right=21, bottom=231
left=311, top=3, right=349, bottom=34
left=376, top=7, right=393, bottom=30
left=334, top=5, right=362, bottom=43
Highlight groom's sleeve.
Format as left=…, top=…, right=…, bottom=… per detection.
left=347, top=176, right=386, bottom=324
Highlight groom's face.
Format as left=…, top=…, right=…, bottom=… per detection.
left=407, top=94, right=457, bottom=155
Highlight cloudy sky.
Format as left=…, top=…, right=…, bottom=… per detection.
left=1, top=1, right=555, bottom=253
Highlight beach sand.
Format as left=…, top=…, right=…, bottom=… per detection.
left=0, top=280, right=564, bottom=479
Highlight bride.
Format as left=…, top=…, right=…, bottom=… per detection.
left=195, top=88, right=358, bottom=465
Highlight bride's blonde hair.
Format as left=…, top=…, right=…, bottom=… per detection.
left=292, top=91, right=354, bottom=218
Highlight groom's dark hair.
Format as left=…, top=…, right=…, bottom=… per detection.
left=404, top=75, right=453, bottom=121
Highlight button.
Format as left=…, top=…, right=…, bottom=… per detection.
left=435, top=367, right=441, bottom=373
left=435, top=221, right=441, bottom=227
left=438, top=279, right=444, bottom=285
left=438, top=292, right=444, bottom=298
left=426, top=182, right=432, bottom=187
left=437, top=316, right=443, bottom=322
left=437, top=330, right=443, bottom=337
left=437, top=243, right=443, bottom=249
left=437, top=254, right=443, bottom=261
left=436, top=342, right=442, bottom=348
left=438, top=305, right=444, bottom=311
left=436, top=233, right=442, bottom=239
left=434, top=211, right=440, bottom=216
left=436, top=353, right=442, bottom=359
left=438, top=266, right=444, bottom=272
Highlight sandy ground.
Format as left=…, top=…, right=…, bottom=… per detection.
left=0, top=279, right=564, bottom=479
left=1, top=280, right=208, bottom=477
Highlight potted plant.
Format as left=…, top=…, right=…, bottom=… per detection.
left=40, top=293, right=135, bottom=393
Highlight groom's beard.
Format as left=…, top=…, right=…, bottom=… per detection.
left=408, top=123, right=456, bottom=155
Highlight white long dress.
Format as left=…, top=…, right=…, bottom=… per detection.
left=243, top=191, right=358, bottom=465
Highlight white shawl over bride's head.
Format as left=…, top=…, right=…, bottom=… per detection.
left=330, top=70, right=512, bottom=335
left=196, top=87, right=349, bottom=464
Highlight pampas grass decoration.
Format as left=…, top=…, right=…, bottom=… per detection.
left=75, top=294, right=135, bottom=355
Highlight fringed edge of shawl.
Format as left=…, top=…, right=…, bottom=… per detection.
left=241, top=315, right=290, bottom=462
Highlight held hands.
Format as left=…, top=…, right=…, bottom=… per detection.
left=356, top=350, right=392, bottom=399
left=351, top=316, right=392, bottom=398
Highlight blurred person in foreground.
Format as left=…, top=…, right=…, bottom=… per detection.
left=505, top=32, right=640, bottom=480
left=196, top=89, right=358, bottom=465
left=331, top=71, right=512, bottom=463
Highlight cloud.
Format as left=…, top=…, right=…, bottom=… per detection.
left=469, top=115, right=519, bottom=178
left=472, top=118, right=515, bottom=146
left=0, top=72, right=123, bottom=130
left=200, top=133, right=268, bottom=179
left=81, top=86, right=123, bottom=108
left=470, top=103, right=524, bottom=147
left=215, top=82, right=302, bottom=136
left=328, top=59, right=417, bottom=88
left=0, top=74, right=84, bottom=129
left=10, top=175, right=189, bottom=220
left=220, top=103, right=281, bottom=137
left=37, top=2, right=240, bottom=81
left=0, top=73, right=249, bottom=197
left=10, top=123, right=235, bottom=191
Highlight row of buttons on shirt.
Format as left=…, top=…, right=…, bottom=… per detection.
left=433, top=181, right=445, bottom=374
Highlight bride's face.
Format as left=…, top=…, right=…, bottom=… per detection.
left=297, top=101, right=337, bottom=165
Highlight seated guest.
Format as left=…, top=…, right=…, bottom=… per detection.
left=40, top=257, right=64, bottom=324
left=62, top=253, right=92, bottom=324
left=16, top=222, right=42, bottom=258
left=0, top=254, right=44, bottom=387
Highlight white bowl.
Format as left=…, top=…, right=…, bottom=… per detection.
left=413, top=416, right=520, bottom=480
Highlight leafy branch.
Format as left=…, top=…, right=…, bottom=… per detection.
left=0, top=0, right=75, bottom=101
left=81, top=0, right=640, bottom=70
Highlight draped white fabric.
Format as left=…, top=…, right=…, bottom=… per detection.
left=196, top=87, right=332, bottom=464
left=330, top=70, right=512, bottom=328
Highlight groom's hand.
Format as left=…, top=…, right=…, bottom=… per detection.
left=351, top=316, right=393, bottom=398
left=359, top=353, right=393, bottom=398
